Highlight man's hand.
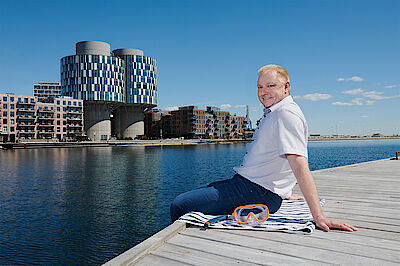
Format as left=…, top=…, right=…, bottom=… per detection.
left=315, top=215, right=358, bottom=232
left=286, top=194, right=304, bottom=200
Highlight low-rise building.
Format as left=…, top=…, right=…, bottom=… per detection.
left=0, top=93, right=83, bottom=142
left=145, top=106, right=245, bottom=139
left=33, top=82, right=61, bottom=102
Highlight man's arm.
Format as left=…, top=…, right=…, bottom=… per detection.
left=286, top=154, right=357, bottom=232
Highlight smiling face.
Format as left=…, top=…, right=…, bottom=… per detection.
left=257, top=70, right=290, bottom=108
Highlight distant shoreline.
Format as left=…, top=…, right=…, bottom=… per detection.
left=1, top=136, right=399, bottom=149
left=308, top=136, right=400, bottom=141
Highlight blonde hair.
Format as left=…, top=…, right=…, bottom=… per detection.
left=257, top=64, right=290, bottom=85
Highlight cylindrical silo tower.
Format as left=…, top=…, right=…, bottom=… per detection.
left=112, top=48, right=157, bottom=139
left=60, top=41, right=157, bottom=141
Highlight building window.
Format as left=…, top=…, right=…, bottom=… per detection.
left=2, top=104, right=6, bottom=108
left=3, top=119, right=6, bottom=124
left=2, top=111, right=6, bottom=116
left=2, top=96, right=7, bottom=101
left=57, top=120, right=60, bottom=125
left=57, top=114, right=60, bottom=118
left=57, top=100, right=60, bottom=105
left=3, top=126, right=7, bottom=132
left=57, top=107, right=60, bottom=111
left=10, top=127, right=14, bottom=132
left=10, top=97, right=14, bottom=102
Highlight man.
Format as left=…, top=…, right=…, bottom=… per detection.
left=170, top=65, right=357, bottom=232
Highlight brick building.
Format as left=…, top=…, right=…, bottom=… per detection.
left=145, top=106, right=245, bottom=139
left=0, top=93, right=83, bottom=142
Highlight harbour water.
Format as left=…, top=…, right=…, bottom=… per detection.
left=1, top=139, right=399, bottom=264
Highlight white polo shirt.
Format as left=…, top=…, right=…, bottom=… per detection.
left=234, top=96, right=308, bottom=199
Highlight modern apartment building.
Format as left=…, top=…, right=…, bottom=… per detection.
left=145, top=106, right=245, bottom=139
left=60, top=41, right=157, bottom=141
left=0, top=93, right=83, bottom=142
left=33, top=82, right=61, bottom=102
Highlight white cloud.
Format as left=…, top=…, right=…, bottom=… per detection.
left=294, top=93, right=332, bottom=101
left=342, top=88, right=364, bottom=95
left=366, top=100, right=375, bottom=105
left=348, top=76, right=364, bottom=82
left=220, top=104, right=232, bottom=109
left=337, top=76, right=364, bottom=82
left=384, top=85, right=397, bottom=88
left=234, top=104, right=246, bottom=108
left=360, top=116, right=368, bottom=118
left=164, top=106, right=179, bottom=111
left=332, top=98, right=364, bottom=106
left=363, top=90, right=400, bottom=100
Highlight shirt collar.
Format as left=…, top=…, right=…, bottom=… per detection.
left=263, top=95, right=293, bottom=114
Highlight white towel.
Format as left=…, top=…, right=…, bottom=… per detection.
left=177, top=199, right=325, bottom=234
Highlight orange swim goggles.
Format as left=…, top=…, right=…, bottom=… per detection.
left=233, top=204, right=269, bottom=224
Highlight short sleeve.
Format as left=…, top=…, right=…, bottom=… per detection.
left=276, top=110, right=308, bottom=158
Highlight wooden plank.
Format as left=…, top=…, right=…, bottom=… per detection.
left=181, top=229, right=398, bottom=265
left=135, top=254, right=190, bottom=266
left=212, top=229, right=400, bottom=262
left=168, top=232, right=328, bottom=265
left=104, top=222, right=186, bottom=266
left=152, top=243, right=256, bottom=266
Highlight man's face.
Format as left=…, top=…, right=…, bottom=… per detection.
left=257, top=71, right=288, bottom=108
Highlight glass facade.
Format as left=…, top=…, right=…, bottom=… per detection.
left=60, top=55, right=125, bottom=102
left=60, top=44, right=157, bottom=106
left=119, top=55, right=157, bottom=105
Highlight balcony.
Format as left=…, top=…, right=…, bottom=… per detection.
left=37, top=124, right=54, bottom=128
left=38, top=131, right=54, bottom=134
left=17, top=102, right=35, bottom=106
left=37, top=116, right=54, bottom=120
left=17, top=115, right=35, bottom=120
left=18, top=130, right=35, bottom=134
left=67, top=116, right=82, bottom=121
left=38, top=109, right=54, bottom=113
left=17, top=107, right=35, bottom=111
left=67, top=124, right=82, bottom=128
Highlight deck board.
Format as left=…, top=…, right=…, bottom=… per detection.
left=105, top=158, right=400, bottom=265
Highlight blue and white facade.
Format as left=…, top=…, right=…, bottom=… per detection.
left=60, top=55, right=125, bottom=102
left=113, top=49, right=157, bottom=105
left=60, top=41, right=158, bottom=140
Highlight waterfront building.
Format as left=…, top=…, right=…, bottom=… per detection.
left=60, top=41, right=157, bottom=141
left=0, top=93, right=83, bottom=142
left=145, top=106, right=245, bottom=139
left=33, top=82, right=61, bottom=102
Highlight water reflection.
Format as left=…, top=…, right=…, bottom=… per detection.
left=1, top=140, right=399, bottom=264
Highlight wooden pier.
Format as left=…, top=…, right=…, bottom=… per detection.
left=105, top=158, right=400, bottom=265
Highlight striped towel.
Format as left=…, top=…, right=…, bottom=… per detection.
left=177, top=199, right=325, bottom=234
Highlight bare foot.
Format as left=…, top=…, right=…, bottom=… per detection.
left=287, top=194, right=304, bottom=200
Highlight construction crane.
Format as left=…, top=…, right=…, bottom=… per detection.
left=245, top=105, right=252, bottom=130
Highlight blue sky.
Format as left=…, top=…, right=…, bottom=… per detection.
left=0, top=0, right=399, bottom=135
